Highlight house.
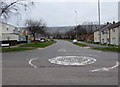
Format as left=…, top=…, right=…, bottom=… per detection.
left=100, top=24, right=111, bottom=44
left=94, top=30, right=100, bottom=43
left=18, top=27, right=34, bottom=42
left=94, top=22, right=120, bottom=46
left=94, top=25, right=106, bottom=43
left=0, top=22, right=19, bottom=46
left=108, top=22, right=120, bottom=46
left=80, top=34, right=94, bottom=42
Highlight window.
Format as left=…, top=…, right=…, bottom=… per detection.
left=112, top=29, right=115, bottom=32
left=102, top=39, right=104, bottom=44
left=112, top=38, right=115, bottom=44
left=106, top=30, right=108, bottom=34
left=102, top=31, right=105, bottom=34
left=7, top=28, right=8, bottom=30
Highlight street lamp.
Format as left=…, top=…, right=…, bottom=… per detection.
left=98, top=0, right=101, bottom=44
left=75, top=10, right=77, bottom=40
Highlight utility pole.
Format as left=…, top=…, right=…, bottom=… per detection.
left=75, top=10, right=77, bottom=40
left=98, top=0, right=101, bottom=44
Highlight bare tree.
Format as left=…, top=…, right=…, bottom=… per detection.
left=0, top=0, right=34, bottom=19
left=25, top=19, right=47, bottom=41
left=75, top=25, right=87, bottom=35
left=82, top=21, right=99, bottom=34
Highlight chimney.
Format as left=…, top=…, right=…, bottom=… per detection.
left=107, top=22, right=109, bottom=25
left=113, top=21, right=115, bottom=24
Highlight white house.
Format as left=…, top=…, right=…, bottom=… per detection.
left=94, top=30, right=100, bottom=43
left=0, top=22, right=19, bottom=45
left=100, top=24, right=111, bottom=44
left=94, top=25, right=106, bottom=43
left=94, top=22, right=120, bottom=46
left=109, top=22, right=120, bottom=45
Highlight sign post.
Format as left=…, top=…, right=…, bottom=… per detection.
left=7, top=37, right=10, bottom=51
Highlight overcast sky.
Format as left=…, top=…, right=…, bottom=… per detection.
left=7, top=0, right=119, bottom=27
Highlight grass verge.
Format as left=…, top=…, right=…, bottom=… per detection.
left=20, top=41, right=57, bottom=48
left=91, top=47, right=120, bottom=52
left=74, top=43, right=88, bottom=47
left=66, top=40, right=120, bottom=52
left=1, top=47, right=36, bottom=52
left=80, top=41, right=118, bottom=47
left=1, top=41, right=57, bottom=53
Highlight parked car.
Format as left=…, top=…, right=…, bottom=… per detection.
left=39, top=37, right=46, bottom=42
left=40, top=39, right=45, bottom=42
left=73, top=39, right=77, bottom=43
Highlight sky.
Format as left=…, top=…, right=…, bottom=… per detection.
left=5, top=0, right=119, bottom=27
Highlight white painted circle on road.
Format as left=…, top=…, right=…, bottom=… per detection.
left=48, top=56, right=96, bottom=65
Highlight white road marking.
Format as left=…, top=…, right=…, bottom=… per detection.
left=91, top=62, right=119, bottom=72
left=58, top=49, right=66, bottom=52
left=48, top=56, right=96, bottom=65
left=29, top=58, right=38, bottom=68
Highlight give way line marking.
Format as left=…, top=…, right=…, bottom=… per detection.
left=58, top=49, right=66, bottom=52
left=29, top=58, right=38, bottom=68
left=91, top=62, right=119, bottom=72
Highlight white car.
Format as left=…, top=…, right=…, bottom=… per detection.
left=73, top=39, right=77, bottom=43
left=40, top=39, right=45, bottom=42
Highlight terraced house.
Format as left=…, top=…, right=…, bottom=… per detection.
left=0, top=22, right=19, bottom=46
left=94, top=22, right=120, bottom=46
left=108, top=22, right=120, bottom=46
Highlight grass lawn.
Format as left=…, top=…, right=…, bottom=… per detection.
left=1, top=41, right=57, bottom=53
left=74, top=43, right=88, bottom=47
left=91, top=47, right=120, bottom=52
left=66, top=39, right=72, bottom=42
left=20, top=41, right=57, bottom=48
left=1, top=47, right=36, bottom=52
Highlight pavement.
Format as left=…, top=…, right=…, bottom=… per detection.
left=78, top=41, right=113, bottom=48
left=1, top=43, right=26, bottom=48
left=2, top=40, right=119, bottom=85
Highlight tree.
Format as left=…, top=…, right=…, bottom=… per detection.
left=64, top=29, right=75, bottom=39
left=25, top=19, right=47, bottom=41
left=75, top=25, right=87, bottom=35
left=82, top=21, right=99, bottom=34
left=0, top=0, right=34, bottom=20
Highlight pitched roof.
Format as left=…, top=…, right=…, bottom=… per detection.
left=108, top=22, right=120, bottom=29
left=94, top=25, right=106, bottom=32
left=94, top=22, right=120, bottom=32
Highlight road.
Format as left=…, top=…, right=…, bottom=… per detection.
left=2, top=40, right=119, bottom=85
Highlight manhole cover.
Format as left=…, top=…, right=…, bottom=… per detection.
left=48, top=56, right=96, bottom=65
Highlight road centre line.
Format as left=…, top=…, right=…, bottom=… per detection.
left=58, top=49, right=66, bottom=52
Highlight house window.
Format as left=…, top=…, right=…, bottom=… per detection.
left=106, top=30, right=108, bottom=34
left=102, top=39, right=104, bottom=44
left=102, top=31, right=104, bottom=34
left=112, top=38, right=115, bottom=44
left=112, top=29, right=115, bottom=32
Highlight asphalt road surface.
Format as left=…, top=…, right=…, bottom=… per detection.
left=2, top=40, right=119, bottom=85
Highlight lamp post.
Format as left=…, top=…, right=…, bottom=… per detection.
left=98, top=0, right=101, bottom=44
left=75, top=10, right=77, bottom=40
